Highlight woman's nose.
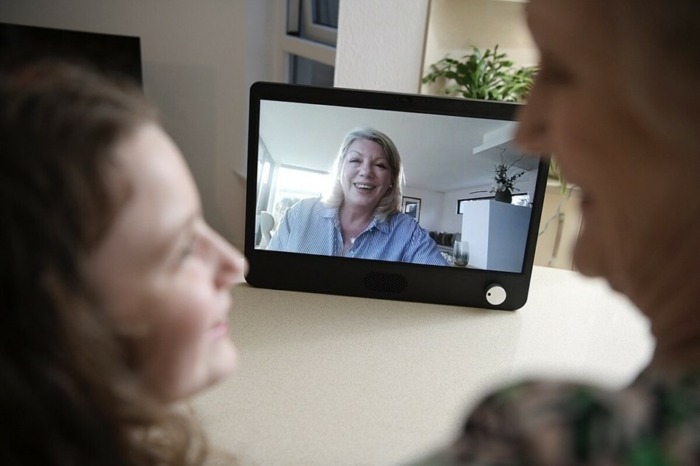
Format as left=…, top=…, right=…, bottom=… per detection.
left=208, top=226, right=247, bottom=290
left=514, top=80, right=550, bottom=154
left=359, top=160, right=373, bottom=177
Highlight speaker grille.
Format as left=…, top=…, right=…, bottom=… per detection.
left=363, top=272, right=408, bottom=294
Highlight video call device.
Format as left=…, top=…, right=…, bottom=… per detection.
left=244, top=82, right=549, bottom=310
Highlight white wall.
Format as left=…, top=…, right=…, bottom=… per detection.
left=440, top=186, right=489, bottom=233
left=0, top=0, right=280, bottom=249
left=335, top=0, right=430, bottom=93
left=402, top=186, right=443, bottom=232
left=461, top=199, right=530, bottom=272
left=461, top=200, right=491, bottom=269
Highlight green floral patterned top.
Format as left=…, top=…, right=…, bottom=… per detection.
left=407, top=370, right=700, bottom=465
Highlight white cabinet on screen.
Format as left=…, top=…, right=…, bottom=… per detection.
left=461, top=200, right=531, bottom=272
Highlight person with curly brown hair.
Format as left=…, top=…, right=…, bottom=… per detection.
left=0, top=61, right=246, bottom=465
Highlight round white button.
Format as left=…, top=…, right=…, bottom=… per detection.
left=485, top=284, right=507, bottom=306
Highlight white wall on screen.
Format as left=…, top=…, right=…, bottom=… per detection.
left=486, top=201, right=529, bottom=271
left=437, top=182, right=491, bottom=233
left=461, top=200, right=491, bottom=269
left=402, top=187, right=442, bottom=232
left=461, top=200, right=530, bottom=272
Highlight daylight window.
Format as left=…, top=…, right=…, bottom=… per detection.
left=269, top=165, right=329, bottom=221
left=284, top=0, right=339, bottom=86
left=288, top=0, right=339, bottom=46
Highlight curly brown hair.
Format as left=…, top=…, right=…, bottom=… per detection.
left=0, top=61, right=210, bottom=465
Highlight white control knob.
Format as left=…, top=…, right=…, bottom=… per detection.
left=485, top=284, right=507, bottom=306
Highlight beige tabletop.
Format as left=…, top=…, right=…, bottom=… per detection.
left=192, top=265, right=654, bottom=466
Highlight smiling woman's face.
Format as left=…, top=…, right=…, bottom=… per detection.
left=339, top=138, right=393, bottom=214
left=87, top=123, right=245, bottom=402
left=515, top=0, right=699, bottom=297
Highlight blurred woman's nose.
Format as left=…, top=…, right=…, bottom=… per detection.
left=208, top=226, right=247, bottom=290
left=514, top=80, right=550, bottom=154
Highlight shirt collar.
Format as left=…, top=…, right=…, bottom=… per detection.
left=322, top=203, right=391, bottom=236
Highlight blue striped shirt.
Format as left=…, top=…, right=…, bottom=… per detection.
left=267, top=198, right=449, bottom=266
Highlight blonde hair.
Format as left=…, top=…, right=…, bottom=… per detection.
left=323, top=127, right=405, bottom=221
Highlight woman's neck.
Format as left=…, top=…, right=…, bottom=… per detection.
left=627, top=211, right=700, bottom=373
left=339, top=204, right=374, bottom=229
left=338, top=204, right=374, bottom=247
left=642, top=275, right=700, bottom=373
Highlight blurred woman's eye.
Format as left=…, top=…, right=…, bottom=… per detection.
left=537, top=58, right=574, bottom=85
left=375, top=162, right=387, bottom=169
left=177, top=234, right=198, bottom=263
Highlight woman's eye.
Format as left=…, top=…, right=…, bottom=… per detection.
left=540, top=68, right=571, bottom=84
left=178, top=236, right=197, bottom=263
left=537, top=60, right=574, bottom=85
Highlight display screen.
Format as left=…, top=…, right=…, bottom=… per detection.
left=253, top=100, right=540, bottom=273
left=245, top=82, right=548, bottom=310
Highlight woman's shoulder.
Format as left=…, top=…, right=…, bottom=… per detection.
left=386, top=212, right=435, bottom=241
left=441, top=372, right=700, bottom=465
left=289, top=197, right=327, bottom=214
left=294, top=197, right=319, bottom=208
left=475, top=372, right=700, bottom=435
left=385, top=211, right=424, bottom=230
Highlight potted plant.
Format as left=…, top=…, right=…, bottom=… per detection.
left=422, top=45, right=537, bottom=103
left=423, top=46, right=567, bottom=192
left=490, top=153, right=526, bottom=203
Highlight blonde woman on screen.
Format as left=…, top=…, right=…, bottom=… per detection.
left=268, top=127, right=448, bottom=266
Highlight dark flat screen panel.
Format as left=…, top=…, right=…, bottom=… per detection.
left=245, top=82, right=549, bottom=310
left=0, top=22, right=142, bottom=85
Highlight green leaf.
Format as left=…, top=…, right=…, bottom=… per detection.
left=422, top=45, right=538, bottom=103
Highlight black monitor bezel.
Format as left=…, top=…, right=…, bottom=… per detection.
left=244, top=81, right=549, bottom=310
left=0, top=22, right=142, bottom=85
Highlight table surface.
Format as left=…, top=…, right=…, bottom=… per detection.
left=192, top=266, right=654, bottom=466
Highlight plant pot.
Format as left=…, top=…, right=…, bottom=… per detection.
left=494, top=189, right=512, bottom=204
